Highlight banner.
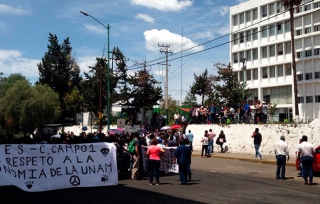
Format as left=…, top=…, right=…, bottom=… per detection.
left=141, top=147, right=178, bottom=173
left=0, top=143, right=118, bottom=192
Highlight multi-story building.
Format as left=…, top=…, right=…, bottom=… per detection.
left=230, top=0, right=320, bottom=122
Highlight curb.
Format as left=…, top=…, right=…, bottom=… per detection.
left=192, top=153, right=296, bottom=167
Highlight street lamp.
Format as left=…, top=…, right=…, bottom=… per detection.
left=240, top=58, right=247, bottom=100
left=80, top=11, right=111, bottom=132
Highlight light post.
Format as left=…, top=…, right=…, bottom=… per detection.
left=240, top=58, right=247, bottom=101
left=80, top=11, right=111, bottom=132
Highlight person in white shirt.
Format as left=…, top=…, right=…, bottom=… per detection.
left=298, top=135, right=315, bottom=185
left=274, top=136, right=289, bottom=180
left=173, top=112, right=180, bottom=125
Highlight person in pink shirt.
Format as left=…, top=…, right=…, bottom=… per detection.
left=146, top=138, right=165, bottom=185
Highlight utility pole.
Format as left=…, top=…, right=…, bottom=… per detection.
left=159, top=44, right=172, bottom=124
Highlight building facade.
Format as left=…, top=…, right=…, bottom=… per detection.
left=230, top=0, right=320, bottom=122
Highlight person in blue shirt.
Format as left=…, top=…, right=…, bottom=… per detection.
left=173, top=139, right=192, bottom=185
left=209, top=103, right=216, bottom=124
left=243, top=101, right=251, bottom=124
left=187, top=130, right=194, bottom=151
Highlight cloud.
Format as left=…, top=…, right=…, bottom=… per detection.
left=194, top=31, right=214, bottom=40
left=143, top=29, right=204, bottom=53
left=217, top=25, right=230, bottom=35
left=83, top=23, right=107, bottom=34
left=0, top=4, right=31, bottom=15
left=237, top=0, right=248, bottom=3
left=0, top=50, right=39, bottom=78
left=130, top=0, right=192, bottom=12
left=220, top=6, right=228, bottom=16
left=135, top=13, right=155, bottom=23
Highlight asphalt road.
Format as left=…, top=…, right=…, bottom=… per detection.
left=1, top=156, right=320, bottom=204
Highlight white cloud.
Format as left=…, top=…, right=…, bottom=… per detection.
left=143, top=29, right=204, bottom=53
left=0, top=4, right=31, bottom=15
left=217, top=25, right=230, bottom=35
left=83, top=23, right=107, bottom=34
left=0, top=50, right=39, bottom=78
left=135, top=13, right=155, bottom=23
left=130, top=0, right=192, bottom=12
left=220, top=6, right=228, bottom=16
left=194, top=31, right=214, bottom=40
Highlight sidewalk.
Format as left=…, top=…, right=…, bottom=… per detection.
left=192, top=150, right=296, bottom=167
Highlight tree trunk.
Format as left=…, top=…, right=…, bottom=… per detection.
left=290, top=4, right=299, bottom=117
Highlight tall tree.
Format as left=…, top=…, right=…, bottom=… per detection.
left=182, top=90, right=198, bottom=106
left=283, top=0, right=302, bottom=117
left=190, top=69, right=212, bottom=106
left=0, top=73, right=27, bottom=98
left=37, top=33, right=82, bottom=122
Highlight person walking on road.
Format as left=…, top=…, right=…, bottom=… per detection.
left=274, top=136, right=289, bottom=180
left=146, top=138, right=165, bottom=185
left=173, top=139, right=192, bottom=185
left=251, top=128, right=262, bottom=159
left=298, top=135, right=315, bottom=185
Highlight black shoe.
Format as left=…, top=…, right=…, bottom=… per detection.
left=281, top=178, right=286, bottom=180
left=276, top=177, right=281, bottom=179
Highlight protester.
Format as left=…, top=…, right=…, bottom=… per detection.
left=262, top=101, right=268, bottom=124
left=130, top=133, right=140, bottom=180
left=216, top=130, right=226, bottom=152
left=187, top=130, right=194, bottom=151
left=298, top=135, right=315, bottom=185
left=208, top=129, right=215, bottom=154
left=146, top=138, right=165, bottom=185
left=274, top=136, right=289, bottom=180
left=251, top=128, right=262, bottom=160
left=254, top=100, right=263, bottom=124
left=200, top=130, right=209, bottom=157
left=173, top=138, right=192, bottom=185
left=296, top=138, right=303, bottom=177
left=174, top=112, right=180, bottom=125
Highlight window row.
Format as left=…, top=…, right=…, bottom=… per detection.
left=233, top=8, right=258, bottom=26
left=298, top=95, right=320, bottom=103
left=262, top=85, right=292, bottom=105
left=261, top=22, right=290, bottom=38
left=233, top=28, right=258, bottom=44
left=261, top=1, right=284, bottom=18
left=297, top=71, right=320, bottom=81
left=297, top=25, right=320, bottom=36
left=296, top=2, right=320, bottom=13
left=296, top=48, right=320, bottom=58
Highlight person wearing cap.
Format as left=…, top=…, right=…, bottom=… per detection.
left=274, top=136, right=289, bottom=180
left=298, top=135, right=315, bottom=185
left=251, top=128, right=262, bottom=159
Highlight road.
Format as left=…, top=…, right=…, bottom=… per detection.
left=1, top=156, right=319, bottom=204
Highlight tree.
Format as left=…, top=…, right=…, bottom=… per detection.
left=0, top=73, right=27, bottom=98
left=160, top=95, right=178, bottom=125
left=182, top=90, right=198, bottom=106
left=283, top=0, right=302, bottom=118
left=190, top=69, right=213, bottom=106
left=37, top=33, right=82, bottom=122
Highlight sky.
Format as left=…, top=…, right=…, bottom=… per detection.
left=0, top=0, right=249, bottom=103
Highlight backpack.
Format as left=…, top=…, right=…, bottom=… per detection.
left=128, top=139, right=136, bottom=153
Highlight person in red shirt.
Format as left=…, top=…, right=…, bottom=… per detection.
left=146, top=138, right=165, bottom=185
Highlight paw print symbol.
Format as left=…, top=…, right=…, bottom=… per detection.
left=25, top=181, right=34, bottom=189
left=101, top=175, right=108, bottom=182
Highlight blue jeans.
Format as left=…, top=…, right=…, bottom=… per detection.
left=276, top=155, right=286, bottom=179
left=208, top=140, right=214, bottom=154
left=254, top=145, right=262, bottom=158
left=149, top=160, right=160, bottom=183
left=179, top=164, right=188, bottom=184
left=301, top=157, right=314, bottom=183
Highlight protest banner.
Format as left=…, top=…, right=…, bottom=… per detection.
left=0, top=143, right=118, bottom=192
left=141, top=147, right=178, bottom=173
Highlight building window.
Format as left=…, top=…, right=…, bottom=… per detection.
left=246, top=11, right=251, bottom=22
left=240, top=32, right=244, bottom=43
left=277, top=43, right=283, bottom=55
left=315, top=71, right=320, bottom=79
left=269, top=3, right=275, bottom=15
left=298, top=96, right=304, bottom=103
left=240, top=13, right=244, bottom=24
left=269, top=24, right=275, bottom=36
left=246, top=30, right=251, bottom=41
left=277, top=23, right=283, bottom=34
left=246, top=50, right=251, bottom=61
left=253, top=28, right=258, bottom=40
left=285, top=42, right=291, bottom=54
left=316, top=95, right=320, bottom=103
left=296, top=51, right=303, bottom=58
left=240, top=51, right=244, bottom=59
left=247, top=69, right=251, bottom=80
left=286, top=64, right=292, bottom=75
left=233, top=53, right=238, bottom=63
left=262, top=47, right=268, bottom=58
left=270, top=66, right=275, bottom=78
left=304, top=4, right=311, bottom=11
left=240, top=71, right=244, bottom=81
left=296, top=29, right=302, bottom=36
left=233, top=34, right=238, bottom=45
left=305, top=27, right=311, bottom=34
left=297, top=74, right=303, bottom=81
left=277, top=2, right=283, bottom=13
left=305, top=50, right=312, bottom=57
left=233, top=15, right=238, bottom=26
left=262, top=6, right=268, bottom=17
left=315, top=48, right=320, bottom=55
left=277, top=65, right=283, bottom=77
left=270, top=45, right=275, bottom=57
left=262, top=67, right=268, bottom=78
left=261, top=26, right=268, bottom=38
left=253, top=9, right=258, bottom=20
left=306, top=96, right=313, bottom=103
left=253, top=68, right=258, bottom=79
left=314, top=25, right=320, bottom=32
left=315, top=2, right=320, bottom=9
left=253, top=48, right=258, bottom=60
left=285, top=21, right=290, bottom=32
left=306, top=73, right=312, bottom=80
left=296, top=6, right=301, bottom=13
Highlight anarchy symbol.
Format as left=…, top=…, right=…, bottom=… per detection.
left=69, top=175, right=81, bottom=186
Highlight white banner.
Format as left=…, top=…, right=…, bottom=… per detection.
left=0, top=143, right=118, bottom=192
left=141, top=147, right=178, bottom=173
